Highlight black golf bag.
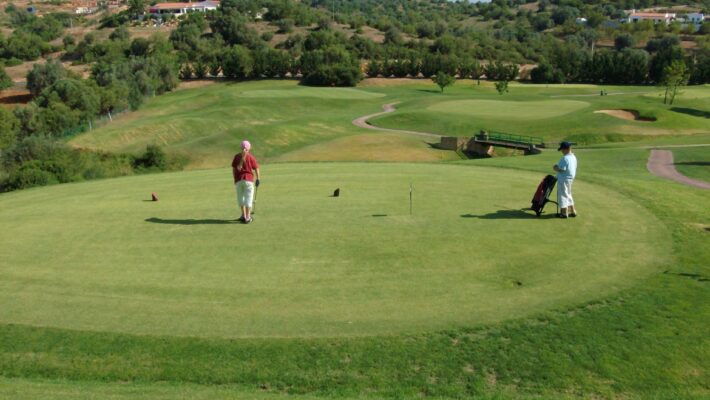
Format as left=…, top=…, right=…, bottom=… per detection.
left=531, top=174, right=558, bottom=216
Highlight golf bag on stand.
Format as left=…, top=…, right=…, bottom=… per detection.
left=531, top=174, right=558, bottom=216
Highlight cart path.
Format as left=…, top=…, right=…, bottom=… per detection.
left=549, top=91, right=654, bottom=98
left=647, top=149, right=710, bottom=190
left=352, top=103, right=442, bottom=138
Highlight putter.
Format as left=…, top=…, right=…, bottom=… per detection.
left=252, top=184, right=258, bottom=214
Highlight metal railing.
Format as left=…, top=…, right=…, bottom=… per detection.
left=475, top=131, right=544, bottom=147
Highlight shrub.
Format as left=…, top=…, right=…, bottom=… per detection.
left=133, top=145, right=167, bottom=170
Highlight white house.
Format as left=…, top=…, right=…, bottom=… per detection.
left=628, top=12, right=676, bottom=24
left=686, top=12, right=705, bottom=24
left=148, top=1, right=219, bottom=15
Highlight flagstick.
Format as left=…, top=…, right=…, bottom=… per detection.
left=409, top=182, right=413, bottom=215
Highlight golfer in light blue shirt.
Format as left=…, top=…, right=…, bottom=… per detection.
left=553, top=141, right=577, bottom=218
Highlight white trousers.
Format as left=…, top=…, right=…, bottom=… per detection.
left=557, top=179, right=574, bottom=209
left=236, top=180, right=255, bottom=208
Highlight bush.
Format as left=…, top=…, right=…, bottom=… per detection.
left=133, top=145, right=167, bottom=170
left=3, top=161, right=59, bottom=190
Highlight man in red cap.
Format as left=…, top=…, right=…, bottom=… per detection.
left=232, top=140, right=260, bottom=224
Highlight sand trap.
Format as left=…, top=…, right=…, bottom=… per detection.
left=595, top=109, right=656, bottom=122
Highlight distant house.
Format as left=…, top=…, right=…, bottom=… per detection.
left=148, top=0, right=219, bottom=15
left=628, top=12, right=676, bottom=24
left=686, top=12, right=705, bottom=24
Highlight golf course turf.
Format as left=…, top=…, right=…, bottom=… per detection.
left=2, top=81, right=709, bottom=398
left=0, top=163, right=669, bottom=338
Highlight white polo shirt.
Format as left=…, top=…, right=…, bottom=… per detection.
left=557, top=153, right=577, bottom=180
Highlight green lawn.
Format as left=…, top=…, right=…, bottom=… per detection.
left=0, top=163, right=669, bottom=338
left=3, top=81, right=709, bottom=399
left=69, top=81, right=710, bottom=169
left=672, top=147, right=710, bottom=183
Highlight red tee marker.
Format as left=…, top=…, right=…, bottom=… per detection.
left=151, top=192, right=159, bottom=201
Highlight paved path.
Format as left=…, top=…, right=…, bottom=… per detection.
left=647, top=149, right=710, bottom=190
left=352, top=103, right=442, bottom=138
left=549, top=91, right=654, bottom=98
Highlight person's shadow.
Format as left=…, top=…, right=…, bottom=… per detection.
left=145, top=217, right=238, bottom=225
left=461, top=209, right=556, bottom=219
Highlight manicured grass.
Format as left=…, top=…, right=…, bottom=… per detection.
left=70, top=80, right=395, bottom=169
left=1, top=149, right=708, bottom=398
left=5, top=81, right=710, bottom=398
left=427, top=99, right=590, bottom=120
left=69, top=81, right=710, bottom=169
left=370, top=83, right=710, bottom=141
left=0, top=163, right=669, bottom=338
left=672, top=147, right=710, bottom=183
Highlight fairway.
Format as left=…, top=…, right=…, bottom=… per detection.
left=427, top=99, right=590, bottom=120
left=0, top=163, right=669, bottom=338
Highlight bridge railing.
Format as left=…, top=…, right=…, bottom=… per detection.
left=476, top=131, right=544, bottom=147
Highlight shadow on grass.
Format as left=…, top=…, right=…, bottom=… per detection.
left=663, top=270, right=709, bottom=282
left=372, top=214, right=388, bottom=217
left=461, top=209, right=556, bottom=219
left=146, top=217, right=237, bottom=225
left=675, top=161, right=710, bottom=166
left=670, top=107, right=710, bottom=119
left=416, top=89, right=441, bottom=94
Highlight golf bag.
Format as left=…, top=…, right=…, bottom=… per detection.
left=531, top=174, right=558, bottom=216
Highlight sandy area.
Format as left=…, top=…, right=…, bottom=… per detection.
left=594, top=109, right=656, bottom=122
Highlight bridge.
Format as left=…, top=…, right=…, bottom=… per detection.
left=437, top=131, right=546, bottom=157
left=471, top=131, right=545, bottom=156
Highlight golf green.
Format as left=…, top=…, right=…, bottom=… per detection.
left=426, top=99, right=590, bottom=120
left=0, top=163, right=669, bottom=338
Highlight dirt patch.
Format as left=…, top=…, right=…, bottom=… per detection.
left=0, top=88, right=32, bottom=106
left=360, top=77, right=430, bottom=87
left=177, top=79, right=219, bottom=90
left=595, top=109, right=656, bottom=122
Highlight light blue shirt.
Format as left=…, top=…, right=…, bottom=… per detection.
left=557, top=153, right=577, bottom=180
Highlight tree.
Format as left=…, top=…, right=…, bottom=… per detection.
left=0, top=107, right=18, bottom=151
left=222, top=45, right=253, bottom=79
left=0, top=64, right=13, bottom=92
left=614, top=33, right=635, bottom=51
left=300, top=45, right=362, bottom=87
left=495, top=80, right=509, bottom=95
left=432, top=71, right=455, bottom=93
left=662, top=60, right=689, bottom=105
left=36, top=79, right=100, bottom=125
left=26, top=60, right=66, bottom=97
left=127, top=0, right=146, bottom=18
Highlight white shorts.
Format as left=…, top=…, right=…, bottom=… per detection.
left=236, top=180, right=255, bottom=208
left=557, top=179, right=574, bottom=208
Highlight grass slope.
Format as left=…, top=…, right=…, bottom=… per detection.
left=0, top=163, right=669, bottom=338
